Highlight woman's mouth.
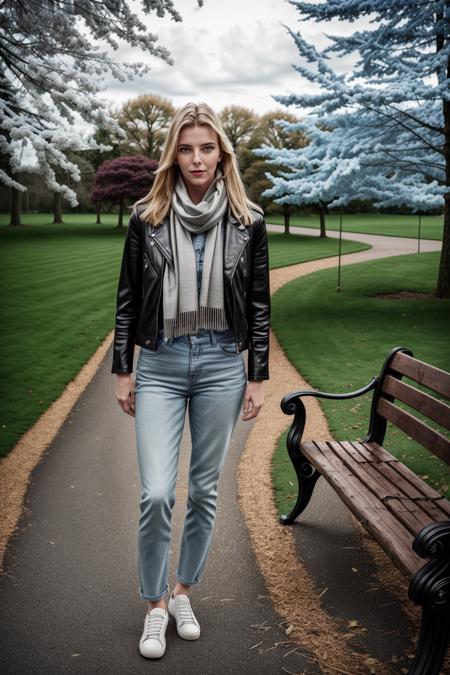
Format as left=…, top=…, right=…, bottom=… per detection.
left=191, top=170, right=205, bottom=176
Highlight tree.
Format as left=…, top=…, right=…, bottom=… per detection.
left=249, top=111, right=308, bottom=233
left=261, top=0, right=450, bottom=297
left=257, top=111, right=307, bottom=152
left=91, top=155, right=158, bottom=227
left=219, top=106, right=259, bottom=153
left=0, top=0, right=203, bottom=225
left=114, top=94, right=175, bottom=159
left=254, top=117, right=336, bottom=237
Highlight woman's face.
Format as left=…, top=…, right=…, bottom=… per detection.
left=175, top=124, right=222, bottom=203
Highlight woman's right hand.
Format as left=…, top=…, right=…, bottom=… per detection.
left=115, top=373, right=136, bottom=417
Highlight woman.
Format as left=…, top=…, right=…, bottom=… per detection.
left=111, top=101, right=270, bottom=659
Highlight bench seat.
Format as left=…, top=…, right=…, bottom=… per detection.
left=301, top=439, right=450, bottom=577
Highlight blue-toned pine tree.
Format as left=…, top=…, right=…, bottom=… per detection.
left=256, top=0, right=450, bottom=297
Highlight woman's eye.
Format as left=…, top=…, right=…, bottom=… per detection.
left=179, top=146, right=214, bottom=153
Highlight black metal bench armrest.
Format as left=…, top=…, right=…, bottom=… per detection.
left=280, top=377, right=378, bottom=415
left=279, top=377, right=378, bottom=451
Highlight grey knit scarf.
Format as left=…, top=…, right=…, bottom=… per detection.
left=163, top=167, right=229, bottom=339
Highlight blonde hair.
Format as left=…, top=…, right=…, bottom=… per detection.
left=132, top=101, right=261, bottom=226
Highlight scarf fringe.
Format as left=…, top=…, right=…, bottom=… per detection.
left=164, top=306, right=230, bottom=339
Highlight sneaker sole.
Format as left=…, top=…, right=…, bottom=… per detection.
left=176, top=630, right=200, bottom=640
left=139, top=641, right=166, bottom=658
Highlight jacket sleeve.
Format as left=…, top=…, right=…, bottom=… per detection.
left=247, top=214, right=271, bottom=381
left=111, top=210, right=142, bottom=374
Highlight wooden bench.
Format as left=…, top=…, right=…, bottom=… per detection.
left=280, top=346, right=450, bottom=675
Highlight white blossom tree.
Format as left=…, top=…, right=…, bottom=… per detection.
left=255, top=0, right=450, bottom=297
left=0, top=0, right=203, bottom=224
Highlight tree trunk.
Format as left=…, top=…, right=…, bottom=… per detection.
left=283, top=203, right=290, bottom=234
left=53, top=192, right=63, bottom=224
left=23, top=186, right=29, bottom=212
left=319, top=205, right=327, bottom=238
left=117, top=197, right=124, bottom=228
left=435, top=197, right=449, bottom=297
left=96, top=201, right=101, bottom=224
left=9, top=187, right=21, bottom=226
left=434, top=15, right=449, bottom=297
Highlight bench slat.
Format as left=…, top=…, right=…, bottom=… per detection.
left=368, top=442, right=450, bottom=518
left=347, top=440, right=449, bottom=517
left=337, top=440, right=397, bottom=464
left=331, top=442, right=439, bottom=536
left=329, top=442, right=431, bottom=537
left=301, top=441, right=423, bottom=576
left=377, top=398, right=450, bottom=464
left=390, top=352, right=450, bottom=399
left=362, top=451, right=450, bottom=523
left=382, top=374, right=450, bottom=430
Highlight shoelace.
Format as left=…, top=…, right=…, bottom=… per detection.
left=144, top=612, right=165, bottom=640
left=174, top=596, right=197, bottom=626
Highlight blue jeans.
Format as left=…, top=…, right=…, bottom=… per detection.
left=134, top=327, right=247, bottom=601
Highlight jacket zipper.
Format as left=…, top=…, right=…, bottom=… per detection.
left=230, top=238, right=249, bottom=278
left=154, top=259, right=164, bottom=348
left=231, top=239, right=249, bottom=351
left=151, top=235, right=175, bottom=271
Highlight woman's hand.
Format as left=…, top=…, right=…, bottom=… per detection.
left=242, top=381, right=264, bottom=421
left=115, top=373, right=136, bottom=417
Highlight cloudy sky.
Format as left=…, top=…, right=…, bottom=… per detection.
left=98, top=0, right=366, bottom=119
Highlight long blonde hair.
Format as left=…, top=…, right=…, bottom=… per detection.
left=132, top=101, right=261, bottom=226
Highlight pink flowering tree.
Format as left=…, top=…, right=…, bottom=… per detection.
left=91, top=155, right=157, bottom=227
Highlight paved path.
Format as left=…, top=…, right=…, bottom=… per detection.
left=0, top=227, right=442, bottom=674
left=0, top=350, right=320, bottom=675
left=266, top=223, right=442, bottom=259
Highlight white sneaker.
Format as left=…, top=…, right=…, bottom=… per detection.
left=168, top=592, right=201, bottom=640
left=139, top=607, right=169, bottom=658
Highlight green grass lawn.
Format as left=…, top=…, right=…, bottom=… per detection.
left=271, top=251, right=450, bottom=517
left=0, top=213, right=368, bottom=459
left=268, top=212, right=444, bottom=241
left=261, top=230, right=369, bottom=268
left=0, top=216, right=126, bottom=458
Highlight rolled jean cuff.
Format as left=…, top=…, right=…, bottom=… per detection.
left=139, top=582, right=169, bottom=601
left=175, top=571, right=201, bottom=587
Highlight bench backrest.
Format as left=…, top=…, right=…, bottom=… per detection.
left=366, top=347, right=450, bottom=465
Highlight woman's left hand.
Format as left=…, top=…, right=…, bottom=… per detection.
left=242, top=381, right=264, bottom=421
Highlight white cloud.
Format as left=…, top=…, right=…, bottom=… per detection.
left=88, top=0, right=375, bottom=121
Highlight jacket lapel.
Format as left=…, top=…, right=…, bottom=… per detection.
left=223, top=209, right=249, bottom=276
left=148, top=214, right=174, bottom=269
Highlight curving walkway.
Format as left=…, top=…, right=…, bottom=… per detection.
left=0, top=227, right=443, bottom=674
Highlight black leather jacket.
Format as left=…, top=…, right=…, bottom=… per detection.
left=111, top=203, right=271, bottom=380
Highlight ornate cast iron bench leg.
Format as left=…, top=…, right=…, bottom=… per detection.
left=407, top=521, right=450, bottom=675
left=279, top=396, right=321, bottom=525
